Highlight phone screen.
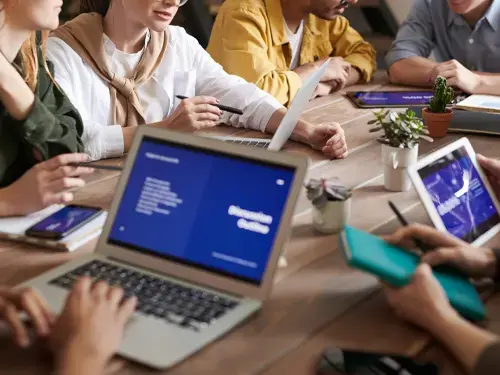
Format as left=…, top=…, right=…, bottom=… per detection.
left=28, top=206, right=101, bottom=237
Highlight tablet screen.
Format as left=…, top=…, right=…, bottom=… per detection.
left=353, top=91, right=433, bottom=106
left=418, top=146, right=500, bottom=243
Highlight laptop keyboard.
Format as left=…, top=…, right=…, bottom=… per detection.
left=225, top=139, right=269, bottom=148
left=49, top=260, right=240, bottom=331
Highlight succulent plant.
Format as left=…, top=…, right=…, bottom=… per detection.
left=428, top=76, right=454, bottom=113
left=368, top=109, right=433, bottom=149
left=305, top=178, right=351, bottom=209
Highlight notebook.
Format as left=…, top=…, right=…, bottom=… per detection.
left=455, top=94, right=500, bottom=114
left=0, top=205, right=107, bottom=252
left=339, top=225, right=486, bottom=321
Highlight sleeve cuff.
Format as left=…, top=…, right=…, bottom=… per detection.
left=101, top=125, right=125, bottom=160
left=257, top=98, right=283, bottom=133
left=284, top=71, right=302, bottom=108
left=344, top=53, right=376, bottom=82
left=11, top=97, right=56, bottom=142
left=385, top=50, right=422, bottom=69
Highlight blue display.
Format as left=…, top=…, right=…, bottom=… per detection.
left=419, top=147, right=500, bottom=242
left=29, top=206, right=101, bottom=234
left=108, top=137, right=295, bottom=285
left=354, top=91, right=433, bottom=106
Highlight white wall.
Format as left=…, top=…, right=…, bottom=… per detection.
left=385, top=0, right=413, bottom=25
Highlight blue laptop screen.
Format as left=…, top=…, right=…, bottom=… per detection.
left=108, top=136, right=296, bottom=285
left=418, top=146, right=500, bottom=243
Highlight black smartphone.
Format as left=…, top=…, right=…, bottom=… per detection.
left=317, top=347, right=439, bottom=375
left=25, top=205, right=103, bottom=240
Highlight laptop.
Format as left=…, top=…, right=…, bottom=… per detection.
left=210, top=59, right=330, bottom=151
left=21, top=126, right=307, bottom=369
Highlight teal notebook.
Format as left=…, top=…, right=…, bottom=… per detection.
left=339, top=225, right=486, bottom=321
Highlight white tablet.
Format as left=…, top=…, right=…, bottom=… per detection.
left=408, top=137, right=500, bottom=246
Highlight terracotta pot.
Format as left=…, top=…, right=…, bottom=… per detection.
left=422, top=108, right=453, bottom=138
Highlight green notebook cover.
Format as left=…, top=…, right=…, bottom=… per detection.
left=339, top=225, right=486, bottom=321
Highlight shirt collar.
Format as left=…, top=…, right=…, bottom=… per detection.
left=103, top=29, right=151, bottom=54
left=447, top=1, right=500, bottom=31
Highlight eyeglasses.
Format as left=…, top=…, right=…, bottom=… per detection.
left=156, top=0, right=189, bottom=6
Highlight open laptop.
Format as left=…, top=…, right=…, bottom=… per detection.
left=21, top=126, right=307, bottom=369
left=210, top=59, right=330, bottom=151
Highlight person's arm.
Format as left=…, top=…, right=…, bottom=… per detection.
left=55, top=346, right=107, bottom=375
left=329, top=16, right=376, bottom=84
left=385, top=0, right=437, bottom=86
left=207, top=6, right=301, bottom=107
left=474, top=341, right=500, bottom=375
left=470, top=72, right=500, bottom=95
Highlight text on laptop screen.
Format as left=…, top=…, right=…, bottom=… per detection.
left=354, top=91, right=433, bottom=106
left=108, top=137, right=295, bottom=285
left=418, top=146, right=500, bottom=243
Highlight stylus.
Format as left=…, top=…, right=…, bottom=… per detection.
left=388, top=200, right=433, bottom=253
left=175, top=95, right=244, bottom=115
left=69, top=163, right=123, bottom=171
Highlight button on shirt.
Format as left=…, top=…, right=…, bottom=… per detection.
left=46, top=26, right=283, bottom=160
left=386, top=0, right=500, bottom=73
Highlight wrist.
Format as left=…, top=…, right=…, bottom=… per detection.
left=473, top=73, right=486, bottom=94
left=0, top=187, right=18, bottom=217
left=427, top=307, right=461, bottom=338
left=56, top=341, right=108, bottom=375
left=291, top=120, right=312, bottom=145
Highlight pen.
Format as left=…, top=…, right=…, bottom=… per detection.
left=175, top=95, right=244, bottom=115
left=388, top=200, right=432, bottom=253
left=69, top=163, right=123, bottom=171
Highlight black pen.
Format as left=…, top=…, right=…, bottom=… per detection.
left=69, top=163, right=123, bottom=171
left=175, top=95, right=244, bottom=115
left=388, top=200, right=432, bottom=253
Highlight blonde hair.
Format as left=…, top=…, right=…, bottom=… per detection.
left=19, top=31, right=53, bottom=91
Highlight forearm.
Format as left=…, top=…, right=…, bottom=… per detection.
left=266, top=108, right=310, bottom=144
left=0, top=188, right=15, bottom=217
left=55, top=346, right=107, bottom=375
left=473, top=73, right=500, bottom=95
left=388, top=57, right=437, bottom=87
left=0, top=57, right=35, bottom=120
left=430, top=313, right=497, bottom=373
left=293, top=62, right=321, bottom=82
left=346, top=68, right=362, bottom=86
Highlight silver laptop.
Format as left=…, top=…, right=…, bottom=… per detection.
left=210, top=59, right=330, bottom=151
left=21, top=126, right=307, bottom=369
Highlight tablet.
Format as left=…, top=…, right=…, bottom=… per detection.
left=347, top=90, right=434, bottom=108
left=408, top=137, right=500, bottom=246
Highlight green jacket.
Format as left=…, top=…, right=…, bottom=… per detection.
left=0, top=48, right=84, bottom=188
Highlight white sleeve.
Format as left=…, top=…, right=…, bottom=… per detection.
left=188, top=33, right=283, bottom=132
left=46, top=37, right=125, bottom=160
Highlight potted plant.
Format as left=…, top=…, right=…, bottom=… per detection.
left=368, top=109, right=433, bottom=192
left=422, top=76, right=454, bottom=138
left=305, top=178, right=352, bottom=234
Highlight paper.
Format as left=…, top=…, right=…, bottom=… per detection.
left=456, top=94, right=500, bottom=113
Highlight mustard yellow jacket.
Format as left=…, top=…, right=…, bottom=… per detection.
left=208, top=0, right=376, bottom=107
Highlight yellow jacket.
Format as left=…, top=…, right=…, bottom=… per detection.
left=207, top=0, right=376, bottom=107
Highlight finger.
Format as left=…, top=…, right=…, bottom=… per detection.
left=107, top=287, right=124, bottom=307
left=323, top=145, right=348, bottom=159
left=18, top=289, right=50, bottom=336
left=38, top=154, right=90, bottom=171
left=187, top=96, right=219, bottom=105
left=46, top=166, right=94, bottom=182
left=4, top=303, right=30, bottom=347
left=421, top=247, right=463, bottom=268
left=70, top=276, right=92, bottom=302
left=45, top=177, right=86, bottom=193
left=32, top=290, right=56, bottom=325
left=41, top=192, right=74, bottom=207
left=435, top=69, right=457, bottom=80
left=193, top=121, right=218, bottom=130
left=386, top=223, right=463, bottom=248
left=194, top=112, right=221, bottom=122
left=193, top=104, right=222, bottom=116
left=92, top=281, right=109, bottom=301
left=117, top=296, right=137, bottom=327
left=477, top=154, right=500, bottom=175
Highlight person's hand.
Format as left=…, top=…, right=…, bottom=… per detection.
left=384, top=264, right=458, bottom=334
left=306, top=122, right=348, bottom=159
left=322, top=57, right=350, bottom=90
left=50, top=278, right=137, bottom=370
left=429, top=60, right=481, bottom=94
left=163, top=96, right=222, bottom=131
left=384, top=224, right=497, bottom=279
left=477, top=154, right=500, bottom=199
left=1, top=153, right=93, bottom=216
left=0, top=286, right=54, bottom=347
left=312, top=82, right=334, bottom=98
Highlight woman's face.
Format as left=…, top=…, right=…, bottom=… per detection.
left=121, top=0, right=180, bottom=32
left=2, top=0, right=62, bottom=31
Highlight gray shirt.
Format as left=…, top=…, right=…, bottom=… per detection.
left=386, top=0, right=500, bottom=72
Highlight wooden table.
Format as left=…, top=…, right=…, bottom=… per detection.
left=0, top=72, right=499, bottom=374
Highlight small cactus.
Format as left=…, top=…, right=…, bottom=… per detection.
left=428, top=76, right=454, bottom=113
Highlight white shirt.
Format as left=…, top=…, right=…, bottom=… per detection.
left=46, top=26, right=283, bottom=160
left=285, top=20, right=304, bottom=70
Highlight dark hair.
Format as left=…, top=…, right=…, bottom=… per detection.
left=80, top=0, right=111, bottom=16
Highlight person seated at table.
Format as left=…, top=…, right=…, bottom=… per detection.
left=386, top=0, right=500, bottom=95
left=45, top=0, right=348, bottom=162
left=0, top=0, right=86, bottom=193
left=0, top=278, right=136, bottom=375
left=207, top=0, right=376, bottom=107
left=382, top=153, right=500, bottom=375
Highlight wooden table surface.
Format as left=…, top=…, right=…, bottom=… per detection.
left=0, top=72, right=499, bottom=374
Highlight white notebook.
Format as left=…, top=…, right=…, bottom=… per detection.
left=0, top=205, right=107, bottom=252
left=455, top=94, right=500, bottom=114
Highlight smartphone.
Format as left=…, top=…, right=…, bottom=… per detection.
left=25, top=205, right=103, bottom=240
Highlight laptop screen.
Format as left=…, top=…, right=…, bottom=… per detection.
left=108, top=136, right=296, bottom=285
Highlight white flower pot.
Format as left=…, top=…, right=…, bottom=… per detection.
left=381, top=144, right=419, bottom=192
left=312, top=198, right=351, bottom=234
